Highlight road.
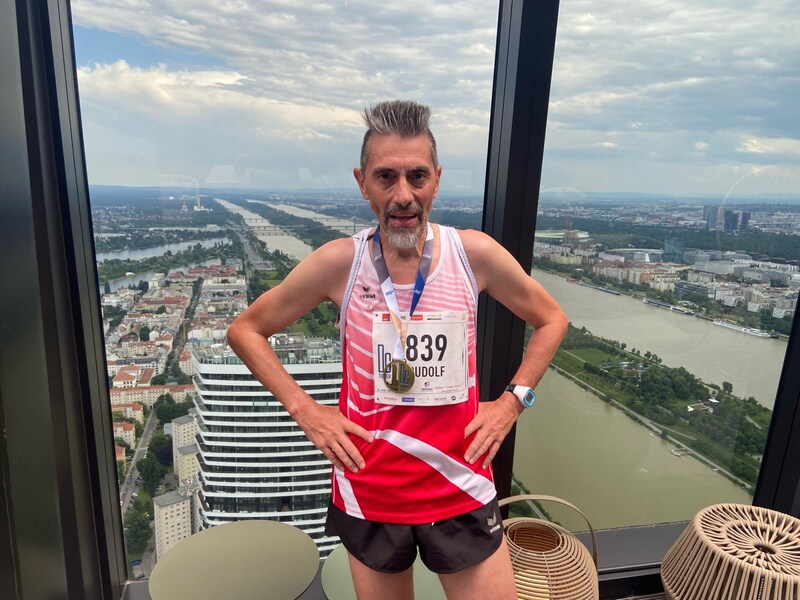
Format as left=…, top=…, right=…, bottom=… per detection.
left=229, top=227, right=261, bottom=283
left=120, top=409, right=158, bottom=516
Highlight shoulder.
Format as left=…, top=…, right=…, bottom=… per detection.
left=300, top=236, right=358, bottom=280
left=454, top=229, right=528, bottom=293
left=454, top=229, right=503, bottom=268
left=316, top=236, right=358, bottom=263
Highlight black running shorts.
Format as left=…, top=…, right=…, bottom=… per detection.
left=325, top=498, right=504, bottom=574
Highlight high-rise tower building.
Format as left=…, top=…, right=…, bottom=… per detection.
left=153, top=490, right=193, bottom=560
left=704, top=205, right=720, bottom=230
left=724, top=210, right=739, bottom=233
left=191, top=335, right=341, bottom=555
left=740, top=211, right=751, bottom=231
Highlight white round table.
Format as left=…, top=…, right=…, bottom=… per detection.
left=149, top=520, right=319, bottom=600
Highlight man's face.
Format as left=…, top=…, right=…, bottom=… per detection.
left=353, top=133, right=442, bottom=250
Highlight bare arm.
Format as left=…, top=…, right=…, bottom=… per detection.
left=226, top=237, right=373, bottom=472
left=459, top=230, right=569, bottom=468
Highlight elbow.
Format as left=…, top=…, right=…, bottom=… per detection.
left=226, top=317, right=244, bottom=352
left=554, top=308, right=569, bottom=339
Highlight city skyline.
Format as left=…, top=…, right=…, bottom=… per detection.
left=71, top=1, right=799, bottom=197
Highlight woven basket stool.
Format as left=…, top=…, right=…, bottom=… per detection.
left=499, top=495, right=598, bottom=600
left=661, top=503, right=800, bottom=599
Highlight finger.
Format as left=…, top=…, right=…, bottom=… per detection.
left=344, top=421, right=374, bottom=444
left=337, top=438, right=366, bottom=471
left=464, top=415, right=483, bottom=439
left=465, top=433, right=493, bottom=465
left=481, top=441, right=501, bottom=470
left=323, top=446, right=344, bottom=471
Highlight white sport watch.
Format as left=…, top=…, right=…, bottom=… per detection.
left=506, top=384, right=535, bottom=408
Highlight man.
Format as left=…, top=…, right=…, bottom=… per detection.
left=226, top=100, right=567, bottom=599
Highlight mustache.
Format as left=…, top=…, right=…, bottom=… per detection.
left=384, top=202, right=423, bottom=219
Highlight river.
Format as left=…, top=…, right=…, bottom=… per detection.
left=510, top=269, right=783, bottom=530
left=95, top=237, right=229, bottom=262
left=514, top=369, right=752, bottom=531
left=532, top=269, right=788, bottom=408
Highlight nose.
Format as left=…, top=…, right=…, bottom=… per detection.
left=395, top=175, right=414, bottom=204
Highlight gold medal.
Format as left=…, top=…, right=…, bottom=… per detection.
left=383, top=359, right=415, bottom=393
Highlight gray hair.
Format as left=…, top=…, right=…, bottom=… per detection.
left=359, top=100, right=439, bottom=173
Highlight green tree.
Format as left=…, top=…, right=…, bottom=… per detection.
left=139, top=325, right=151, bottom=341
left=154, top=392, right=193, bottom=424
left=124, top=510, right=151, bottom=553
left=149, top=431, right=173, bottom=467
left=151, top=373, right=167, bottom=385
left=104, top=281, right=112, bottom=294
left=137, top=454, right=167, bottom=496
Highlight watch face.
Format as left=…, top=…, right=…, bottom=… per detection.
left=509, top=385, right=535, bottom=407
left=522, top=389, right=535, bottom=407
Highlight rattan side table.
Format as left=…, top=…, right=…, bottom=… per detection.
left=661, top=503, right=800, bottom=599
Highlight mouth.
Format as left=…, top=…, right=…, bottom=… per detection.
left=387, top=213, right=419, bottom=228
left=385, top=204, right=423, bottom=229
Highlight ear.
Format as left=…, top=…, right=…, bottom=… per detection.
left=353, top=167, right=368, bottom=199
left=433, top=164, right=443, bottom=197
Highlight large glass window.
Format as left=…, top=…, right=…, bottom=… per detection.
left=72, top=0, right=499, bottom=577
left=516, top=0, right=799, bottom=531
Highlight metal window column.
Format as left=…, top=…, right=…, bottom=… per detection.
left=0, top=0, right=125, bottom=597
left=480, top=0, right=561, bottom=499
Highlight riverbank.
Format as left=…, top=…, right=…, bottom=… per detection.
left=534, top=259, right=793, bottom=337
left=97, top=238, right=240, bottom=284
left=533, top=268, right=787, bottom=408
left=513, top=369, right=751, bottom=531
left=549, top=361, right=753, bottom=491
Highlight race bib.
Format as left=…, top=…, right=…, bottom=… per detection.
left=372, top=311, right=469, bottom=406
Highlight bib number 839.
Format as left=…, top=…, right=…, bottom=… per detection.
left=406, top=334, right=447, bottom=362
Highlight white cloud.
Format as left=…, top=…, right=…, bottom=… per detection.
left=738, top=137, right=800, bottom=156
left=71, top=0, right=799, bottom=194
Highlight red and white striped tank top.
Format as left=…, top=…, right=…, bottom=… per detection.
left=331, top=224, right=497, bottom=524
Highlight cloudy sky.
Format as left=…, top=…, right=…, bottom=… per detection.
left=72, top=0, right=799, bottom=198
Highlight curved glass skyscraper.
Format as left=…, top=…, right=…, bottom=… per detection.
left=192, top=336, right=341, bottom=555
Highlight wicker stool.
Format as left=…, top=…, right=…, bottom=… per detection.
left=499, top=495, right=598, bottom=600
left=661, top=503, right=800, bottom=599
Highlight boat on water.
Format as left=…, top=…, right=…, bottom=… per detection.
left=712, top=319, right=772, bottom=337
left=641, top=298, right=695, bottom=315
left=642, top=298, right=671, bottom=309
left=577, top=281, right=621, bottom=295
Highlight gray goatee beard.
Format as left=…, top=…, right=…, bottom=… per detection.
left=383, top=226, right=423, bottom=249
left=382, top=203, right=426, bottom=250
